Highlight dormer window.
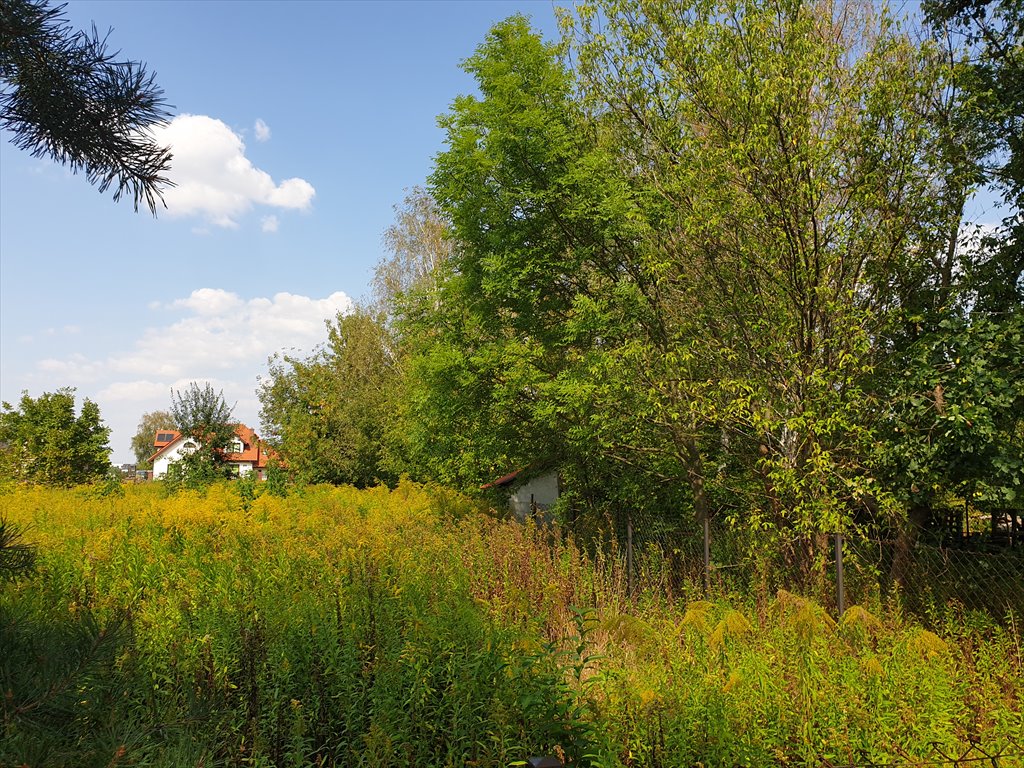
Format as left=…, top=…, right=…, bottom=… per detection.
left=155, top=432, right=176, bottom=444
left=229, top=438, right=244, bottom=454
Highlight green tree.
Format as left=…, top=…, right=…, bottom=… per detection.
left=396, top=14, right=697, bottom=547
left=923, top=0, right=1023, bottom=311
left=261, top=186, right=455, bottom=489
left=0, top=388, right=110, bottom=486
left=167, top=383, right=235, bottom=487
left=563, top=0, right=963, bottom=556
left=129, top=409, right=174, bottom=468
left=373, top=186, right=452, bottom=317
left=0, top=0, right=172, bottom=212
left=408, top=16, right=628, bottom=488
left=259, top=310, right=397, bottom=487
left=401, top=2, right=970, bottom=584
left=880, top=312, right=1024, bottom=508
left=862, top=0, right=1024, bottom=557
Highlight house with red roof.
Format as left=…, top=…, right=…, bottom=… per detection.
left=149, top=424, right=277, bottom=480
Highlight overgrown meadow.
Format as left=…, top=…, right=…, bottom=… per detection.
left=1, top=483, right=1020, bottom=767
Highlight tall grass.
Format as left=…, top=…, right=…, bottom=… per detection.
left=1, top=482, right=1020, bottom=767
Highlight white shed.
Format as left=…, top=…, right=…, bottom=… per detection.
left=483, top=467, right=560, bottom=522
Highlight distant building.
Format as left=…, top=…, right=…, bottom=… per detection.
left=149, top=424, right=277, bottom=480
left=482, top=466, right=560, bottom=522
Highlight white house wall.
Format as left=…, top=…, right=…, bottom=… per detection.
left=152, top=438, right=193, bottom=479
left=154, top=441, right=257, bottom=479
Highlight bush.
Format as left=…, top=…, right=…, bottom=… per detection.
left=0, top=484, right=1019, bottom=766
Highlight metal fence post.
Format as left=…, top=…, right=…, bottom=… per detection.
left=703, top=513, right=711, bottom=595
left=626, top=513, right=634, bottom=598
left=835, top=532, right=845, bottom=618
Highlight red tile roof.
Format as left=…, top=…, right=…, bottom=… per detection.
left=481, top=467, right=525, bottom=490
left=223, top=423, right=276, bottom=469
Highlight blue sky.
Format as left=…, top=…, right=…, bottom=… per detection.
left=1, top=0, right=561, bottom=463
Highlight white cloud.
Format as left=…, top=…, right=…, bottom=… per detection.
left=171, top=287, right=244, bottom=316
left=152, top=114, right=315, bottom=227
left=265, top=179, right=315, bottom=208
left=40, top=288, right=351, bottom=385
left=117, top=289, right=352, bottom=379
left=97, top=380, right=170, bottom=402
left=254, top=118, right=271, bottom=142
left=261, top=215, right=279, bottom=233
left=32, top=288, right=354, bottom=462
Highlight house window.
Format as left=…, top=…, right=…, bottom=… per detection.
left=230, top=438, right=244, bottom=453
left=156, top=432, right=175, bottom=443
left=182, top=441, right=196, bottom=452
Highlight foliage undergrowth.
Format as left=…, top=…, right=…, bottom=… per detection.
left=1, top=483, right=1020, bottom=767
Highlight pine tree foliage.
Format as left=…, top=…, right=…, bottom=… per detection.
left=0, top=597, right=133, bottom=766
left=0, top=519, right=35, bottom=580
left=0, top=0, right=172, bottom=212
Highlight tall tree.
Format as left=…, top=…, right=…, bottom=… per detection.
left=373, top=187, right=452, bottom=316
left=411, top=15, right=649, bottom=493
left=260, top=188, right=449, bottom=488
left=129, top=409, right=174, bottom=468
left=562, top=0, right=963, bottom=559
left=0, top=388, right=110, bottom=486
left=0, top=0, right=172, bottom=212
left=402, top=14, right=698, bottom=542
left=868, top=0, right=1023, bottom=551
left=259, top=310, right=397, bottom=487
left=167, top=383, right=235, bottom=486
left=923, top=0, right=1023, bottom=311
left=402, top=2, right=968, bottom=582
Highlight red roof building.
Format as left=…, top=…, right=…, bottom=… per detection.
left=149, top=424, right=279, bottom=480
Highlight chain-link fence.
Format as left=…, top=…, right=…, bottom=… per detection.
left=812, top=738, right=1024, bottom=768
left=562, top=504, right=1024, bottom=623
left=841, top=535, right=1024, bottom=620
left=531, top=738, right=1024, bottom=768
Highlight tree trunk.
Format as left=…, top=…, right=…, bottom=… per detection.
left=890, top=502, right=930, bottom=589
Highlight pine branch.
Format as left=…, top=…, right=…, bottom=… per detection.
left=0, top=0, right=173, bottom=213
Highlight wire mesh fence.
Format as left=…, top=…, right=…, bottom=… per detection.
left=842, top=535, right=1024, bottom=621
left=532, top=738, right=1024, bottom=768
left=812, top=737, right=1024, bottom=767
left=561, top=504, right=1024, bottom=623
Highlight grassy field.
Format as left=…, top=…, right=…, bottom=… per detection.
left=1, top=482, right=1021, bottom=767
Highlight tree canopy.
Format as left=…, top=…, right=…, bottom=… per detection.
left=0, top=388, right=110, bottom=486
left=260, top=310, right=398, bottom=488
left=166, top=383, right=236, bottom=488
left=923, top=0, right=1023, bottom=311
left=257, top=0, right=1022, bottom=577
left=130, top=409, right=174, bottom=468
